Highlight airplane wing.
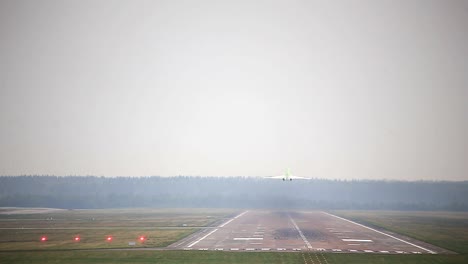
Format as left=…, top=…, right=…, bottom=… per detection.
left=263, top=169, right=312, bottom=180
left=263, top=175, right=312, bottom=180
left=263, top=175, right=287, bottom=179
left=289, top=176, right=311, bottom=180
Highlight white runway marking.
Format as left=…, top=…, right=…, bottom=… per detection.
left=219, top=211, right=248, bottom=228
left=187, top=228, right=218, bottom=248
left=288, top=214, right=313, bottom=249
left=323, top=212, right=436, bottom=254
left=342, top=239, right=373, bottom=242
left=233, top=237, right=263, bottom=240
left=186, top=211, right=249, bottom=248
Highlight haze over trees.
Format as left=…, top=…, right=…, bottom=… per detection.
left=0, top=176, right=467, bottom=211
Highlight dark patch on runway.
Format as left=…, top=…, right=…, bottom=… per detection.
left=301, top=229, right=326, bottom=241
left=273, top=228, right=299, bottom=240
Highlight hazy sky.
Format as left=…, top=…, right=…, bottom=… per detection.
left=1, top=0, right=467, bottom=180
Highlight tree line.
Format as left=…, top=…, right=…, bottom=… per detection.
left=0, top=176, right=467, bottom=210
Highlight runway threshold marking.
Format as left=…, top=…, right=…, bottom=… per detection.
left=288, top=214, right=313, bottom=249
left=322, top=212, right=436, bottom=254
left=342, top=239, right=372, bottom=242
left=233, top=237, right=263, bottom=240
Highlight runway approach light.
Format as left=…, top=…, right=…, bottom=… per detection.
left=139, top=236, right=145, bottom=241
left=107, top=236, right=113, bottom=242
left=74, top=236, right=80, bottom=242
left=40, top=236, right=47, bottom=242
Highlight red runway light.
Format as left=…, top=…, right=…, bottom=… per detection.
left=139, top=236, right=145, bottom=241
left=106, top=236, right=112, bottom=241
left=74, top=236, right=80, bottom=242
left=40, top=236, right=47, bottom=242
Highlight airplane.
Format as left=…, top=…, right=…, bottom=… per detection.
left=264, top=168, right=310, bottom=181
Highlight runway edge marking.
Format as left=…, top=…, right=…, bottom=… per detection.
left=219, top=211, right=249, bottom=228
left=187, top=228, right=219, bottom=248
left=322, top=211, right=436, bottom=254
left=187, top=210, right=248, bottom=248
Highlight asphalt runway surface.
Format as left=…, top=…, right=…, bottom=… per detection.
left=169, top=210, right=446, bottom=254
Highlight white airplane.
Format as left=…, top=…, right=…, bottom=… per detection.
left=265, top=168, right=311, bottom=181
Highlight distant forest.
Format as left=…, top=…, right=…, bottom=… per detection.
left=0, top=176, right=467, bottom=211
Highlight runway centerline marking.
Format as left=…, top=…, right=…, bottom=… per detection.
left=323, top=211, right=436, bottom=254
left=288, top=213, right=312, bottom=249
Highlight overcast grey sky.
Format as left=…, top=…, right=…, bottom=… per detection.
left=1, top=0, right=467, bottom=180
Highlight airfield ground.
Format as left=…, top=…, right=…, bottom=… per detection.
left=0, top=208, right=231, bottom=250
left=333, top=210, right=468, bottom=254
left=1, top=208, right=467, bottom=264
left=170, top=210, right=447, bottom=254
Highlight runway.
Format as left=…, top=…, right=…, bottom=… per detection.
left=169, top=210, right=444, bottom=254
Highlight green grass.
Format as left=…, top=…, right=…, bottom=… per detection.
left=332, top=210, right=468, bottom=254
left=0, top=208, right=236, bottom=251
left=328, top=253, right=468, bottom=264
left=0, top=251, right=467, bottom=264
left=0, top=208, right=234, bottom=228
left=0, top=228, right=195, bottom=250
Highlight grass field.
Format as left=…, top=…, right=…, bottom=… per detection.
left=0, top=250, right=468, bottom=264
left=0, top=208, right=235, bottom=227
left=0, top=208, right=235, bottom=251
left=332, top=210, right=468, bottom=254
left=0, top=228, right=195, bottom=250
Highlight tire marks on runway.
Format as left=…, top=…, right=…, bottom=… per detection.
left=302, top=251, right=330, bottom=264
left=318, top=251, right=330, bottom=264
left=301, top=253, right=312, bottom=264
